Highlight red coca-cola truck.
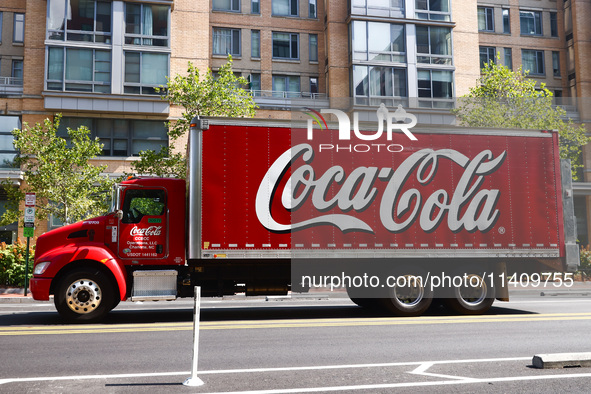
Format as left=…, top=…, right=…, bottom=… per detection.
left=29, top=112, right=578, bottom=322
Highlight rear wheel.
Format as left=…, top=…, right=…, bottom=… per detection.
left=380, top=269, right=433, bottom=317
left=444, top=271, right=494, bottom=315
left=54, top=268, right=116, bottom=323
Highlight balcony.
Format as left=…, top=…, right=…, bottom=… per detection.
left=0, top=77, right=23, bottom=96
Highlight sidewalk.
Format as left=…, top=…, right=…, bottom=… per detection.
left=0, top=288, right=47, bottom=303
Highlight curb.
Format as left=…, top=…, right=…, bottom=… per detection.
left=533, top=353, right=591, bottom=369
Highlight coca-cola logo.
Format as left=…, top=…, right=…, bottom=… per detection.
left=255, top=144, right=506, bottom=234
left=130, top=226, right=162, bottom=236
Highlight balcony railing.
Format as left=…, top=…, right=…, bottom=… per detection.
left=0, top=77, right=24, bottom=95
left=251, top=90, right=327, bottom=99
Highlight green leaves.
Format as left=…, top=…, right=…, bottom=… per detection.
left=1, top=114, right=113, bottom=226
left=454, top=55, right=588, bottom=179
left=133, top=57, right=257, bottom=178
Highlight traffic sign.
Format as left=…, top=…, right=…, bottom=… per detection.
left=24, top=207, right=35, bottom=223
left=23, top=227, right=34, bottom=238
left=25, top=193, right=36, bottom=207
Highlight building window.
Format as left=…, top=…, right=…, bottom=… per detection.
left=416, top=26, right=451, bottom=65
left=213, top=0, right=240, bottom=12
left=46, top=47, right=111, bottom=93
left=124, top=51, right=168, bottom=94
left=47, top=0, right=112, bottom=43
left=213, top=28, right=241, bottom=56
left=479, top=46, right=496, bottom=69
left=552, top=51, right=560, bottom=77
left=273, top=0, right=299, bottom=17
left=252, top=0, right=260, bottom=14
left=504, top=47, right=512, bottom=70
left=310, top=77, right=318, bottom=94
left=251, top=30, right=260, bottom=58
left=522, top=49, right=544, bottom=75
left=125, top=3, right=169, bottom=47
left=478, top=7, right=494, bottom=32
left=272, top=32, right=299, bottom=59
left=520, top=10, right=542, bottom=36
left=352, top=21, right=406, bottom=63
left=57, top=117, right=168, bottom=157
left=550, top=12, right=558, bottom=37
left=415, top=0, right=450, bottom=21
left=352, top=65, right=407, bottom=106
left=0, top=116, right=20, bottom=169
left=352, top=0, right=404, bottom=18
left=0, top=12, right=3, bottom=43
left=272, top=75, right=300, bottom=97
left=309, top=34, right=318, bottom=62
left=249, top=73, right=261, bottom=94
left=502, top=8, right=510, bottom=34
left=13, top=13, right=25, bottom=43
left=418, top=69, right=453, bottom=107
left=309, top=0, right=317, bottom=18
left=11, top=60, right=23, bottom=79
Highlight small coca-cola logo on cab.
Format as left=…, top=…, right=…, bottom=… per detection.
left=130, top=226, right=162, bottom=236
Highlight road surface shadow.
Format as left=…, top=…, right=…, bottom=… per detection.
left=0, top=301, right=535, bottom=326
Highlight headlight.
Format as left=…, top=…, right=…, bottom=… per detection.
left=33, top=261, right=51, bottom=276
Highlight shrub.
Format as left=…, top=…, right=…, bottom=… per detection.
left=0, top=240, right=35, bottom=287
left=580, top=245, right=591, bottom=280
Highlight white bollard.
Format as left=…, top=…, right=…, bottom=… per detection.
left=183, top=286, right=204, bottom=387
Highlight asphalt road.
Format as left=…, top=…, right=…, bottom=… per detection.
left=1, top=289, right=591, bottom=393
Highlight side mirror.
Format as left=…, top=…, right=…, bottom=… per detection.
left=116, top=210, right=124, bottom=221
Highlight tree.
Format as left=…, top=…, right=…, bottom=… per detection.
left=454, top=56, right=588, bottom=179
left=132, top=57, right=257, bottom=178
left=1, top=114, right=113, bottom=227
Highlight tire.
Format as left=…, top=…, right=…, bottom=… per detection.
left=443, top=271, right=494, bottom=315
left=380, top=269, right=433, bottom=317
left=54, top=268, right=116, bottom=323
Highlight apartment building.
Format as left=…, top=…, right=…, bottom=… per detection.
left=0, top=0, right=590, bottom=243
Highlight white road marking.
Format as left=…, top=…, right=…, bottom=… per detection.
left=409, top=362, right=476, bottom=381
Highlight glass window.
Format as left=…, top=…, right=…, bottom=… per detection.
left=47, top=0, right=112, bottom=43
left=273, top=0, right=299, bottom=16
left=552, top=51, right=560, bottom=77
left=522, top=49, right=544, bottom=75
left=416, top=26, right=452, bottom=65
left=352, top=21, right=405, bottom=63
left=125, top=3, right=169, bottom=46
left=479, top=46, right=496, bottom=68
left=0, top=12, right=3, bottom=42
left=0, top=116, right=20, bottom=169
left=272, top=75, right=300, bottom=97
left=478, top=7, right=494, bottom=32
left=272, top=32, right=299, bottom=59
left=11, top=60, right=23, bottom=79
left=249, top=73, right=261, bottom=94
left=504, top=47, right=512, bottom=70
left=418, top=69, right=453, bottom=107
left=352, top=0, right=404, bottom=18
left=124, top=51, right=168, bottom=94
left=310, top=77, right=318, bottom=94
left=520, top=10, right=542, bottom=35
left=213, top=28, right=241, bottom=56
left=58, top=117, right=168, bottom=157
left=309, top=0, right=317, bottom=18
left=415, top=0, right=450, bottom=21
left=252, top=0, right=260, bottom=14
left=550, top=12, right=558, bottom=37
left=46, top=47, right=111, bottom=93
left=13, top=13, right=25, bottom=43
left=251, top=30, right=260, bottom=58
left=352, top=65, right=407, bottom=106
left=502, top=8, right=510, bottom=34
left=309, top=34, right=318, bottom=62
left=213, top=0, right=240, bottom=12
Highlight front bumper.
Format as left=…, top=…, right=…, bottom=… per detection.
left=30, top=277, right=52, bottom=301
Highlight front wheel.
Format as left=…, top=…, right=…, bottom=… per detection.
left=54, top=268, right=116, bottom=323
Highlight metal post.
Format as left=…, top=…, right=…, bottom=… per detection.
left=183, top=286, right=204, bottom=387
left=24, top=236, right=30, bottom=297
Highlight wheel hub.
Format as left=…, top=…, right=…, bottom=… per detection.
left=66, top=279, right=102, bottom=314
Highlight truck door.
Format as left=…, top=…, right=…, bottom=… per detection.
left=118, top=188, right=168, bottom=260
